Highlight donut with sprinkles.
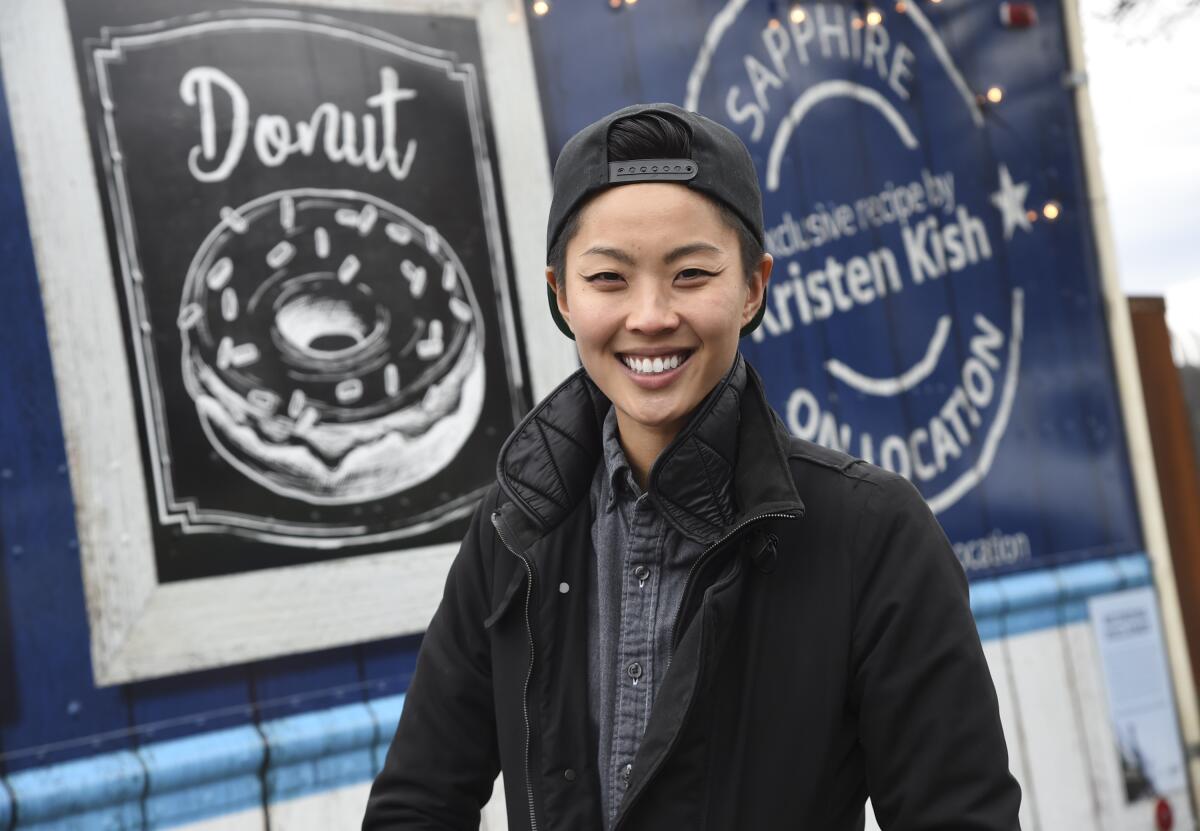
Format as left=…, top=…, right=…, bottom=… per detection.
left=179, top=188, right=485, bottom=504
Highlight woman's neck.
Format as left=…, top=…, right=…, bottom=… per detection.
left=613, top=409, right=685, bottom=492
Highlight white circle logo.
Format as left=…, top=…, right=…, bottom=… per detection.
left=688, top=1, right=1040, bottom=515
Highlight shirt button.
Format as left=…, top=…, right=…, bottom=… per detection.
left=563, top=768, right=577, bottom=782
left=633, top=565, right=650, bottom=581
left=627, top=662, right=643, bottom=679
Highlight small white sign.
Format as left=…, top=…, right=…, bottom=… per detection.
left=1089, top=586, right=1188, bottom=802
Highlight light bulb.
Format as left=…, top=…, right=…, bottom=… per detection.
left=866, top=8, right=883, bottom=24
left=532, top=0, right=549, bottom=14
left=1042, top=201, right=1061, bottom=221
left=986, top=86, right=1004, bottom=104
left=790, top=5, right=806, bottom=22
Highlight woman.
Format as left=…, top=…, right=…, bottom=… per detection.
left=364, top=103, right=1021, bottom=831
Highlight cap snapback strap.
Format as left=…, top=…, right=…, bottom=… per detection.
left=608, top=158, right=698, bottom=183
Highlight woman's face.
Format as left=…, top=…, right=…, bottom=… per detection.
left=548, top=182, right=769, bottom=440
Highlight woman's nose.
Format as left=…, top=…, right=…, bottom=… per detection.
left=625, top=281, right=679, bottom=334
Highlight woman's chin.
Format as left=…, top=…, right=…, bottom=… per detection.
left=613, top=398, right=689, bottom=436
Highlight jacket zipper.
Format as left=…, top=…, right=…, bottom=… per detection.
left=491, top=511, right=540, bottom=831
left=666, top=511, right=798, bottom=668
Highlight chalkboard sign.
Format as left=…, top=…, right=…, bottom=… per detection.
left=9, top=0, right=555, bottom=682
left=68, top=2, right=530, bottom=581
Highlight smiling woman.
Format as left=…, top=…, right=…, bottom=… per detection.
left=548, top=180, right=769, bottom=486
left=364, top=103, right=1022, bottom=831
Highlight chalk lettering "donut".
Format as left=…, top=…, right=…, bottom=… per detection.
left=180, top=66, right=418, bottom=183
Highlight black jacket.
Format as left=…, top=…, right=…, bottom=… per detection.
left=363, top=358, right=1022, bottom=830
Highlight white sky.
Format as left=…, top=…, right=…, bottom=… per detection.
left=1079, top=0, right=1200, bottom=297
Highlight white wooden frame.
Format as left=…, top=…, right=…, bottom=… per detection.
left=0, top=0, right=572, bottom=685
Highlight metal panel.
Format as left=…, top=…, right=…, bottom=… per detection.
left=1006, top=626, right=1101, bottom=829
left=138, top=725, right=265, bottom=829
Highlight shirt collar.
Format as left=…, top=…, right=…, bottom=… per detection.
left=600, top=404, right=640, bottom=510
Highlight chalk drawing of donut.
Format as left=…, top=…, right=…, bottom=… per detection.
left=178, top=188, right=486, bottom=506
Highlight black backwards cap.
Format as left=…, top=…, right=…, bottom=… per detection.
left=545, top=102, right=767, bottom=339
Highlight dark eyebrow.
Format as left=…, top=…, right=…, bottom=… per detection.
left=663, top=242, right=723, bottom=263
left=580, top=245, right=635, bottom=265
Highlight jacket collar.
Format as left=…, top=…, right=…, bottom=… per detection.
left=597, top=359, right=747, bottom=538
left=494, top=353, right=805, bottom=551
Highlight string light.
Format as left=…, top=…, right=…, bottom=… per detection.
left=625, top=0, right=638, bottom=5
left=1026, top=209, right=1038, bottom=223
left=866, top=8, right=883, bottom=24
left=895, top=1, right=906, bottom=11
left=852, top=15, right=865, bottom=28
left=532, top=0, right=549, bottom=14
left=609, top=0, right=622, bottom=7
left=999, top=2, right=1038, bottom=27
left=790, top=4, right=806, bottom=22
left=1042, top=201, right=1061, bottom=221
left=768, top=16, right=782, bottom=28
left=986, top=86, right=1004, bottom=104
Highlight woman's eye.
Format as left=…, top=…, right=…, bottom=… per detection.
left=583, top=271, right=623, bottom=284
left=678, top=268, right=715, bottom=280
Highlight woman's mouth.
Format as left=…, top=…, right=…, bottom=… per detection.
left=617, top=350, right=693, bottom=376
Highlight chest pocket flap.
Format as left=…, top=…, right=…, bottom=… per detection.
left=484, top=567, right=526, bottom=629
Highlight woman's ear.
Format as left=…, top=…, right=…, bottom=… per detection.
left=742, top=253, right=773, bottom=328
left=546, top=268, right=570, bottom=328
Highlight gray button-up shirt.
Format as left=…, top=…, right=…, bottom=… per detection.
left=586, top=384, right=742, bottom=828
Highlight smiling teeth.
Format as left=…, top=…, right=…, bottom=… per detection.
left=622, top=354, right=684, bottom=374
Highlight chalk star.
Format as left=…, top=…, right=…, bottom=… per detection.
left=990, top=164, right=1032, bottom=240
